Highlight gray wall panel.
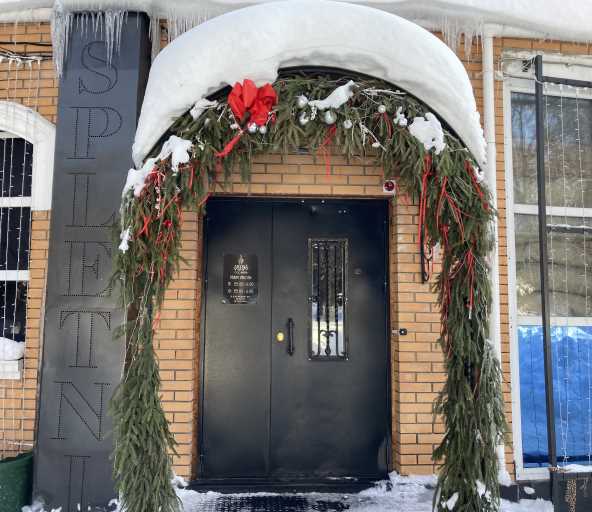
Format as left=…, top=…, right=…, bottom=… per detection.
left=34, top=14, right=150, bottom=510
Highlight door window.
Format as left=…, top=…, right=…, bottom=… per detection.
left=309, top=239, right=347, bottom=359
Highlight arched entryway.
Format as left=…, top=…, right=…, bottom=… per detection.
left=114, top=2, right=502, bottom=510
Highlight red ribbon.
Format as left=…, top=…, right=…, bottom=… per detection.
left=383, top=112, right=393, bottom=138
left=215, top=131, right=245, bottom=158
left=418, top=154, right=432, bottom=249
left=465, top=160, right=489, bottom=212
left=317, top=124, right=338, bottom=177
left=375, top=112, right=393, bottom=139
left=465, top=248, right=476, bottom=317
left=436, top=174, right=465, bottom=243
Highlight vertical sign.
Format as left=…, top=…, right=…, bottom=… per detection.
left=34, top=14, right=150, bottom=510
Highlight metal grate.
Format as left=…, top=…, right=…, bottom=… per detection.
left=309, top=239, right=347, bottom=359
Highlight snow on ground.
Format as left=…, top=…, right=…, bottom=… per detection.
left=22, top=473, right=553, bottom=511
left=174, top=473, right=553, bottom=512
left=132, top=0, right=485, bottom=167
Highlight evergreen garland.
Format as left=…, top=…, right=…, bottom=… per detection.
left=112, top=74, right=506, bottom=512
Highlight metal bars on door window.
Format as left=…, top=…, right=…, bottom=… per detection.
left=309, top=239, right=347, bottom=359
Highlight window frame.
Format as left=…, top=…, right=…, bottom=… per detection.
left=0, top=101, right=55, bottom=211
left=504, top=53, right=592, bottom=480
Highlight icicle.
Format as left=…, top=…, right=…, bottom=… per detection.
left=104, top=10, right=128, bottom=69
left=464, top=22, right=483, bottom=61
left=439, top=16, right=484, bottom=60
left=50, top=1, right=74, bottom=77
left=165, top=9, right=212, bottom=43
left=149, top=13, right=162, bottom=61
left=51, top=5, right=128, bottom=76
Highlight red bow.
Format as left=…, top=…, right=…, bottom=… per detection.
left=228, top=79, right=277, bottom=126
left=216, top=80, right=278, bottom=158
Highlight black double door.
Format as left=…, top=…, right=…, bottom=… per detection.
left=201, top=198, right=389, bottom=482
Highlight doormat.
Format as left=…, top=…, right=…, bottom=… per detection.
left=200, top=495, right=349, bottom=512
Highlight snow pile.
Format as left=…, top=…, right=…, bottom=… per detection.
left=443, top=492, right=459, bottom=510
left=21, top=500, right=61, bottom=512
left=561, top=464, right=592, bottom=473
left=175, top=472, right=552, bottom=512
left=23, top=472, right=554, bottom=512
left=122, top=134, right=192, bottom=198
left=189, top=98, right=218, bottom=121
left=308, top=80, right=357, bottom=110
left=394, top=106, right=408, bottom=127
left=408, top=113, right=446, bottom=155
left=118, top=227, right=131, bottom=252
left=0, top=336, right=25, bottom=360
left=498, top=467, right=513, bottom=487
left=122, top=157, right=157, bottom=198
left=158, top=135, right=193, bottom=173
left=132, top=0, right=485, bottom=168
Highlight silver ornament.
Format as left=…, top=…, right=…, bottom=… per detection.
left=324, top=110, right=337, bottom=125
left=259, top=125, right=268, bottom=135
left=299, top=111, right=310, bottom=126
left=248, top=123, right=258, bottom=134
left=297, top=95, right=309, bottom=109
left=377, top=104, right=387, bottom=114
left=343, top=119, right=353, bottom=130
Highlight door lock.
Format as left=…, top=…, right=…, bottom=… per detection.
left=276, top=331, right=285, bottom=342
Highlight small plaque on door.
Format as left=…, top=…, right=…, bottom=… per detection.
left=223, top=253, right=258, bottom=304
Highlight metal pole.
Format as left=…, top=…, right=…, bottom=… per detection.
left=534, top=54, right=558, bottom=470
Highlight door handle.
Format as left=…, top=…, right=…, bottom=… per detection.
left=287, top=318, right=295, bottom=356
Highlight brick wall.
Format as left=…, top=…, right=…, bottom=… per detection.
left=0, top=211, right=51, bottom=457
left=0, top=22, right=58, bottom=123
left=0, top=21, right=56, bottom=459
left=154, top=212, right=203, bottom=477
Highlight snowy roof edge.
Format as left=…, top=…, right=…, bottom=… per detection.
left=0, top=1, right=591, bottom=45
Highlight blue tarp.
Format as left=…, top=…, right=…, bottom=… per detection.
left=519, top=325, right=592, bottom=467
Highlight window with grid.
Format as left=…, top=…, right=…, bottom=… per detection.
left=0, top=133, right=32, bottom=349
left=510, top=86, right=592, bottom=469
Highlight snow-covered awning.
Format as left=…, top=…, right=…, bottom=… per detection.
left=132, top=0, right=486, bottom=166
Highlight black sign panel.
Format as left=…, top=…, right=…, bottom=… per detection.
left=223, top=253, right=258, bottom=304
left=34, top=14, right=150, bottom=510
